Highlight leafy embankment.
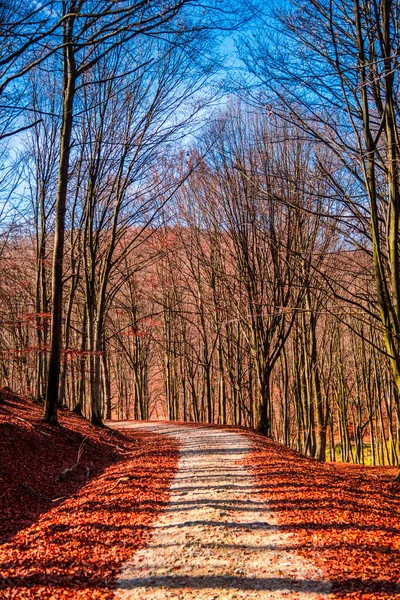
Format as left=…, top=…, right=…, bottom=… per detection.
left=248, top=432, right=400, bottom=599
left=0, top=389, right=179, bottom=599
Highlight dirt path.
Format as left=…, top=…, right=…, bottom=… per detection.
left=110, top=423, right=332, bottom=599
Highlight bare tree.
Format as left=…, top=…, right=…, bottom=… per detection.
left=43, top=0, right=214, bottom=424
left=242, top=0, right=400, bottom=422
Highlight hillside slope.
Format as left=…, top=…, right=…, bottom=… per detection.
left=0, top=390, right=179, bottom=598
left=248, top=432, right=400, bottom=599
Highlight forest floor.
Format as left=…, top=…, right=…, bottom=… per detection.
left=110, top=422, right=400, bottom=600
left=0, top=391, right=399, bottom=599
left=246, top=430, right=400, bottom=599
left=0, top=390, right=179, bottom=598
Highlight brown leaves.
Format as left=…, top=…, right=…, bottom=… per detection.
left=0, top=392, right=179, bottom=598
left=247, top=432, right=400, bottom=599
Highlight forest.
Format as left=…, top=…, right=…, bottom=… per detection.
left=1, top=0, right=400, bottom=470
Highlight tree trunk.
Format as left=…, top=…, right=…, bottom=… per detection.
left=44, top=17, right=76, bottom=424
left=257, top=370, right=271, bottom=436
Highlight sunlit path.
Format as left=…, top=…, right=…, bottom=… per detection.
left=109, top=423, right=332, bottom=600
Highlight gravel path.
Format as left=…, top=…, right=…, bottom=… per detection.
left=110, top=423, right=332, bottom=599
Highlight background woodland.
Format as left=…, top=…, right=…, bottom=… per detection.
left=1, top=0, right=400, bottom=466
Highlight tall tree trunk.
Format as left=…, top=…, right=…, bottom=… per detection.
left=91, top=318, right=105, bottom=426
left=44, top=17, right=76, bottom=424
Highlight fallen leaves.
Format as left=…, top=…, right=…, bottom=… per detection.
left=0, top=390, right=179, bottom=599
left=2, top=403, right=399, bottom=600
left=246, top=432, right=400, bottom=599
